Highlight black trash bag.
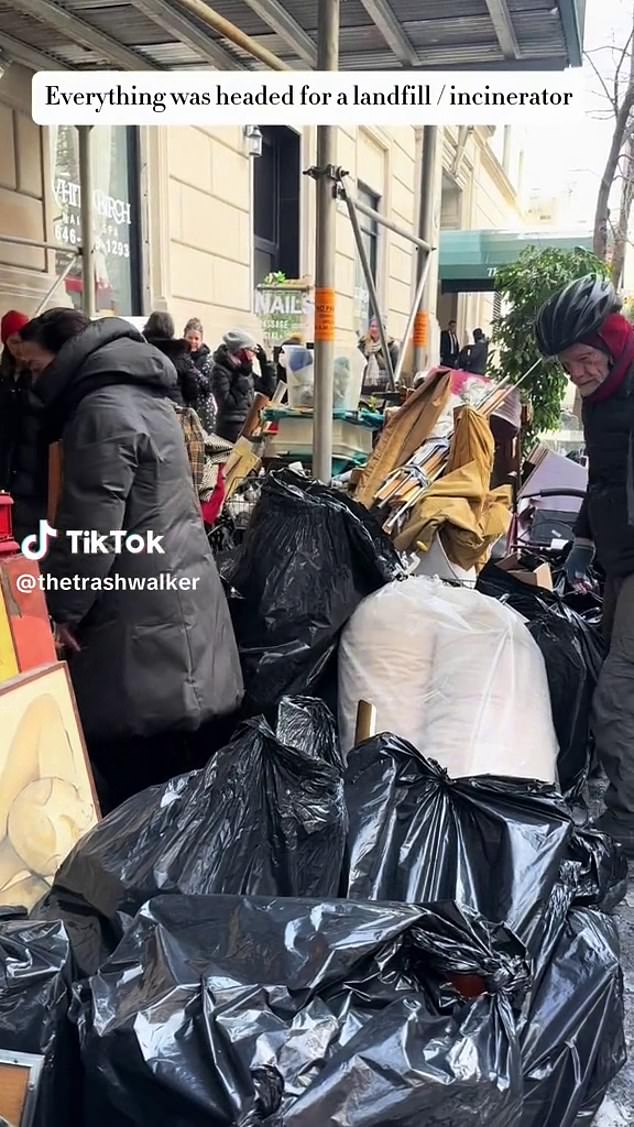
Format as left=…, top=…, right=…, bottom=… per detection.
left=224, top=469, right=402, bottom=712
left=477, top=562, right=605, bottom=799
left=0, top=911, right=79, bottom=1127
left=343, top=735, right=573, bottom=954
left=76, top=893, right=529, bottom=1127
left=519, top=907, right=625, bottom=1127
left=42, top=698, right=347, bottom=976
left=568, top=826, right=628, bottom=913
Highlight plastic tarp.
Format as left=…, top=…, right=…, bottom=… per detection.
left=0, top=910, right=79, bottom=1127
left=342, top=736, right=626, bottom=1124
left=41, top=698, right=347, bottom=977
left=76, top=893, right=529, bottom=1127
left=477, top=562, right=605, bottom=797
left=224, top=470, right=402, bottom=712
left=338, top=576, right=558, bottom=782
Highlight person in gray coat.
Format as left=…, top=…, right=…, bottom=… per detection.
left=19, top=310, right=244, bottom=810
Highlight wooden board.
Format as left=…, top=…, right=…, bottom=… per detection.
left=0, top=557, right=56, bottom=672
left=47, top=442, right=63, bottom=525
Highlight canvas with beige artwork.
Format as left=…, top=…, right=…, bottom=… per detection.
left=0, top=662, right=99, bottom=911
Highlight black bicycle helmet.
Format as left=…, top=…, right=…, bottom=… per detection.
left=534, top=273, right=619, bottom=357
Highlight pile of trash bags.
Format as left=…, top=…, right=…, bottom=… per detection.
left=0, top=910, right=79, bottom=1127
left=4, top=691, right=620, bottom=1126
left=477, top=561, right=605, bottom=799
left=223, top=469, right=402, bottom=713
left=0, top=477, right=624, bottom=1126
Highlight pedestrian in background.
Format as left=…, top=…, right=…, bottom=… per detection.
left=0, top=309, right=49, bottom=544
left=358, top=316, right=399, bottom=395
left=464, top=328, right=489, bottom=375
left=143, top=311, right=199, bottom=408
left=440, top=319, right=460, bottom=367
left=212, top=329, right=276, bottom=443
left=184, top=317, right=217, bottom=434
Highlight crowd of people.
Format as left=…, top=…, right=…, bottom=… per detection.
left=0, top=306, right=282, bottom=812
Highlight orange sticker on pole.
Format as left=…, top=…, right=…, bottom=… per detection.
left=414, top=311, right=429, bottom=347
left=314, top=287, right=336, bottom=342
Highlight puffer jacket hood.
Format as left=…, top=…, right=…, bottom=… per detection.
left=34, top=318, right=179, bottom=427
left=145, top=335, right=189, bottom=365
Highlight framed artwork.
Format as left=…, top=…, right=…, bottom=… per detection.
left=0, top=662, right=99, bottom=911
left=0, top=1050, right=44, bottom=1127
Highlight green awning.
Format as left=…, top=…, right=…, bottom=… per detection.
left=439, top=229, right=593, bottom=293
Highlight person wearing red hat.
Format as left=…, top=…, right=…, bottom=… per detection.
left=0, top=309, right=49, bottom=545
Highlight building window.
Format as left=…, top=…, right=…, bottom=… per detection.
left=253, top=126, right=300, bottom=285
left=51, top=125, right=142, bottom=315
left=354, top=182, right=380, bottom=332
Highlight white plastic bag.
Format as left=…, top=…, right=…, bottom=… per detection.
left=338, top=576, right=558, bottom=782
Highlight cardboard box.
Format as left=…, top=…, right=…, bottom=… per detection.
left=497, top=554, right=554, bottom=593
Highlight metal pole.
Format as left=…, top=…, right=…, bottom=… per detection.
left=312, top=0, right=339, bottom=483
left=414, top=125, right=438, bottom=372
left=394, top=249, right=432, bottom=385
left=78, top=126, right=96, bottom=318
left=34, top=253, right=81, bottom=315
left=175, top=0, right=290, bottom=70
left=0, top=234, right=79, bottom=253
left=344, top=194, right=430, bottom=251
left=339, top=180, right=394, bottom=390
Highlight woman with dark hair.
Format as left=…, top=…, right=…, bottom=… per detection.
left=19, top=309, right=243, bottom=811
left=0, top=309, right=49, bottom=544
left=142, top=310, right=199, bottom=408
left=184, top=317, right=216, bottom=433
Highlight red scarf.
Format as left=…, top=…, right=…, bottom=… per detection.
left=583, top=312, right=634, bottom=403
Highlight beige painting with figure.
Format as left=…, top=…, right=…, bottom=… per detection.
left=0, top=663, right=98, bottom=910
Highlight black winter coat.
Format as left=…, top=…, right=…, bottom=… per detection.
left=34, top=318, right=243, bottom=741
left=143, top=335, right=197, bottom=407
left=189, top=344, right=217, bottom=433
left=0, top=354, right=49, bottom=543
left=575, top=364, right=634, bottom=578
left=212, top=345, right=276, bottom=443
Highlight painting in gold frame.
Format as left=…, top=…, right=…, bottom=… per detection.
left=0, top=662, right=99, bottom=911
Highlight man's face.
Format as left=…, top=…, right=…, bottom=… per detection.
left=449, top=321, right=456, bottom=333
left=558, top=342, right=610, bottom=397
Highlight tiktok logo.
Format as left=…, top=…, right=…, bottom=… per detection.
left=21, top=520, right=58, bottom=561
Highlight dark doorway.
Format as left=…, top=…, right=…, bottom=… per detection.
left=253, top=126, right=300, bottom=284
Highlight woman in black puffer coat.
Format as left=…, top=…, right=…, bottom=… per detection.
left=212, top=328, right=276, bottom=443
left=184, top=317, right=217, bottom=434
left=143, top=312, right=199, bottom=408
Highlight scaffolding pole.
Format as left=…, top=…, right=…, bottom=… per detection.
left=78, top=126, right=96, bottom=319
left=339, top=177, right=395, bottom=390
left=414, top=125, right=439, bottom=372
left=312, top=0, right=339, bottom=483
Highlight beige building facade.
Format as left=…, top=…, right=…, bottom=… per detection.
left=0, top=62, right=524, bottom=368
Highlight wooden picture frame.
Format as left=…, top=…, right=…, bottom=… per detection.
left=47, top=443, right=63, bottom=526
left=0, top=661, right=99, bottom=911
left=0, top=1050, right=44, bottom=1127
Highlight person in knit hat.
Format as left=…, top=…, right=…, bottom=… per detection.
left=211, top=328, right=276, bottom=443
left=0, top=310, right=49, bottom=544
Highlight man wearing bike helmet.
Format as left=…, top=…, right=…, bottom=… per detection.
left=535, top=274, right=634, bottom=851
